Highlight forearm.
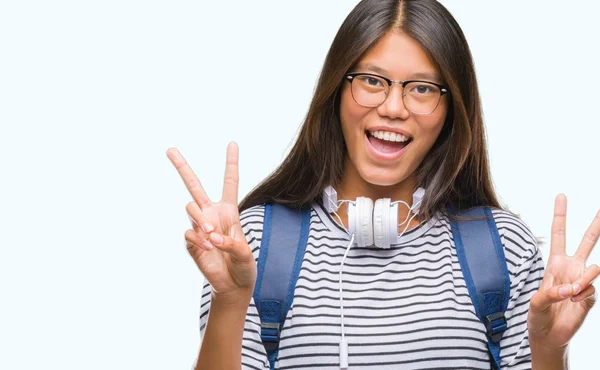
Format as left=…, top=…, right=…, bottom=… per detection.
left=531, top=342, right=569, bottom=370
left=195, top=291, right=252, bottom=370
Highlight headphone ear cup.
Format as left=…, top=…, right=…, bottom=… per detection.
left=360, top=197, right=374, bottom=247
left=373, top=198, right=390, bottom=249
left=349, top=197, right=373, bottom=247
left=374, top=199, right=399, bottom=248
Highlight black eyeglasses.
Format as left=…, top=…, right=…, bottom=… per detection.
left=344, top=72, right=449, bottom=115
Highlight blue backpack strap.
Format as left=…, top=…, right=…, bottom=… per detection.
left=448, top=206, right=510, bottom=370
left=253, top=203, right=311, bottom=370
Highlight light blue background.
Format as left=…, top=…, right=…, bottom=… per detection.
left=1, top=1, right=598, bottom=369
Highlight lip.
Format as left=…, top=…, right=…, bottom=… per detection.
left=366, top=126, right=413, bottom=139
left=365, top=131, right=411, bottom=161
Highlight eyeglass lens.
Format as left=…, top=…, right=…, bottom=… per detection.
left=351, top=75, right=442, bottom=114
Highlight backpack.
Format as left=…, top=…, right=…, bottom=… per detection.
left=252, top=203, right=510, bottom=370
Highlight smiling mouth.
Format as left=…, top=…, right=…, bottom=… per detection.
left=366, top=131, right=412, bottom=153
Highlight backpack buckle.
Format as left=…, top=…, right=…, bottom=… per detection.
left=261, top=322, right=281, bottom=351
left=484, top=312, right=507, bottom=343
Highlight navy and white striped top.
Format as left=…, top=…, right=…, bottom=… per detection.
left=198, top=201, right=545, bottom=369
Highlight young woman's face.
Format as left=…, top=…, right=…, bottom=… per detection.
left=339, top=31, right=449, bottom=189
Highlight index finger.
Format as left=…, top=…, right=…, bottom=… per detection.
left=166, top=148, right=212, bottom=209
left=550, top=193, right=567, bottom=256
left=575, top=210, right=600, bottom=260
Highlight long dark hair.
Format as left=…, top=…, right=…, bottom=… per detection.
left=239, top=0, right=503, bottom=222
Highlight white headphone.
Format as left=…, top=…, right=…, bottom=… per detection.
left=323, top=185, right=427, bottom=369
left=322, top=185, right=425, bottom=249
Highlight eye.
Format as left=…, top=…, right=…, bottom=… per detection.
left=356, top=75, right=383, bottom=86
left=414, top=85, right=432, bottom=93
left=407, top=82, right=439, bottom=95
left=365, top=77, right=382, bottom=86
left=355, top=75, right=386, bottom=91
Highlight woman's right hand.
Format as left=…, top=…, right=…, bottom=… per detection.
left=166, top=142, right=257, bottom=303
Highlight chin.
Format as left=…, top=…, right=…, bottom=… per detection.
left=358, top=166, right=409, bottom=188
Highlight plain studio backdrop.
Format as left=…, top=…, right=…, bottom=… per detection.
left=1, top=1, right=598, bottom=369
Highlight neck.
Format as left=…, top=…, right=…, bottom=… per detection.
left=331, top=163, right=423, bottom=232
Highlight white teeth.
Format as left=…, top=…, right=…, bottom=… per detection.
left=371, top=130, right=410, bottom=142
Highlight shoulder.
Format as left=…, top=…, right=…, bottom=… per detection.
left=239, top=203, right=266, bottom=236
left=239, top=204, right=266, bottom=261
left=239, top=203, right=322, bottom=260
left=489, top=208, right=542, bottom=271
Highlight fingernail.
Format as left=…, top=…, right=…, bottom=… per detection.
left=572, top=292, right=587, bottom=302
left=573, top=284, right=581, bottom=295
left=201, top=223, right=214, bottom=233
left=559, top=285, right=572, bottom=298
left=201, top=241, right=214, bottom=250
left=209, top=233, right=223, bottom=246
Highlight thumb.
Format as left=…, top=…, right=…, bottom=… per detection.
left=530, top=284, right=574, bottom=313
left=208, top=231, right=253, bottom=262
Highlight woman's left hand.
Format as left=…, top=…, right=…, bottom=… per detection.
left=528, top=194, right=599, bottom=350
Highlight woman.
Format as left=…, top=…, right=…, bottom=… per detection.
left=167, top=0, right=598, bottom=369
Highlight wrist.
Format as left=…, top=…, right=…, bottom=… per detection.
left=212, top=288, right=253, bottom=308
left=531, top=342, right=569, bottom=370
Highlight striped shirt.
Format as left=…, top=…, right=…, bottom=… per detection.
left=198, top=201, right=545, bottom=369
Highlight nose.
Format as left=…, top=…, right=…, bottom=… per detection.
left=376, top=84, right=410, bottom=120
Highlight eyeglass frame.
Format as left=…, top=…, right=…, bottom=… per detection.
left=343, top=72, right=450, bottom=115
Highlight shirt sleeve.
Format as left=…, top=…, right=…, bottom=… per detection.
left=493, top=209, right=546, bottom=369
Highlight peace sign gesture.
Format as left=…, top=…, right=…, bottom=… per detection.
left=528, top=194, right=599, bottom=351
left=166, top=143, right=257, bottom=302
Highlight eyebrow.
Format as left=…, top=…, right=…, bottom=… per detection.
left=354, top=63, right=442, bottom=82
